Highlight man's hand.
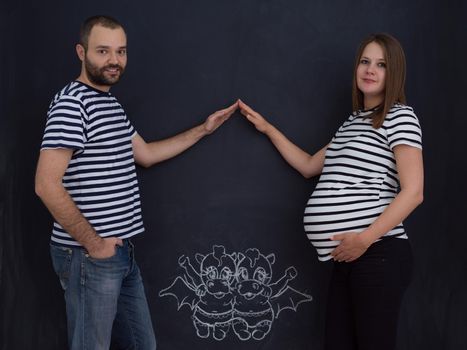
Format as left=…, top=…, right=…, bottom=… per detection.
left=86, top=237, right=123, bottom=259
left=203, top=100, right=239, bottom=134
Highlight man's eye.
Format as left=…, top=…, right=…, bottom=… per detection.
left=118, top=50, right=127, bottom=55
left=98, top=50, right=107, bottom=54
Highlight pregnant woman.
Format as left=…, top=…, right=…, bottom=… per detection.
left=239, top=33, right=423, bottom=350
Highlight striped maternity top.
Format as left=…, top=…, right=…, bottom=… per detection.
left=304, top=104, right=422, bottom=261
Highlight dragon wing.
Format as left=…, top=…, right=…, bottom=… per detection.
left=270, top=286, right=313, bottom=319
left=159, top=275, right=199, bottom=311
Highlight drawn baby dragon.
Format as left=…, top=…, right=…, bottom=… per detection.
left=159, top=245, right=312, bottom=341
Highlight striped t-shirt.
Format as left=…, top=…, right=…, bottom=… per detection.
left=41, top=81, right=144, bottom=246
left=304, top=104, right=422, bottom=261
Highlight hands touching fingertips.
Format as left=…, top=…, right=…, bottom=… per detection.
left=203, top=99, right=272, bottom=135
left=133, top=99, right=269, bottom=168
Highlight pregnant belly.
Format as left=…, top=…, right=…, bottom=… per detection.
left=303, top=195, right=387, bottom=261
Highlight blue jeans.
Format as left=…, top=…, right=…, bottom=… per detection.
left=50, top=240, right=156, bottom=350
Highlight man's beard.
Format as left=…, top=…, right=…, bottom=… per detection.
left=84, top=56, right=125, bottom=87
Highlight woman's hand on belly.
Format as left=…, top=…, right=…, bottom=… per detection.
left=330, top=232, right=372, bottom=262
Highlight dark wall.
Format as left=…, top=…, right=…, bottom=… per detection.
left=1, top=0, right=466, bottom=349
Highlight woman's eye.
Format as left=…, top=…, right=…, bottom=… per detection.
left=377, top=62, right=387, bottom=68
left=360, top=59, right=369, bottom=64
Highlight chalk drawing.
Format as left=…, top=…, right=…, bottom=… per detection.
left=159, top=245, right=312, bottom=341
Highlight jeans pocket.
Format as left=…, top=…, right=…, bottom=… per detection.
left=86, top=250, right=118, bottom=263
left=85, top=244, right=125, bottom=266
left=50, top=244, right=73, bottom=290
left=85, top=245, right=128, bottom=285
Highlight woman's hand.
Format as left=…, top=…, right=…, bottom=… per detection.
left=330, top=232, right=372, bottom=262
left=239, top=99, right=272, bottom=134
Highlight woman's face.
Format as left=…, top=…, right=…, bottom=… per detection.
left=356, top=41, right=386, bottom=108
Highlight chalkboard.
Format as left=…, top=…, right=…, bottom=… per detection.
left=1, top=0, right=466, bottom=349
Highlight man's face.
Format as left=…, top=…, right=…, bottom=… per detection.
left=79, top=25, right=127, bottom=89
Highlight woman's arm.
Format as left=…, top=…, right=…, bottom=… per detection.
left=239, top=100, right=327, bottom=178
left=331, top=144, right=424, bottom=262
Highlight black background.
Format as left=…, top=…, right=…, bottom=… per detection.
left=1, top=0, right=466, bottom=349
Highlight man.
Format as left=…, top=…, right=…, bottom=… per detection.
left=35, top=15, right=237, bottom=350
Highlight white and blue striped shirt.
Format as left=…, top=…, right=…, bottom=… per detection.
left=304, top=104, right=422, bottom=261
left=41, top=81, right=144, bottom=246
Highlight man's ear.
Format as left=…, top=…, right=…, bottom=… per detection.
left=76, top=44, right=85, bottom=62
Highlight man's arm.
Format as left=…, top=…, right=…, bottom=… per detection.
left=133, top=101, right=238, bottom=168
left=35, top=149, right=122, bottom=258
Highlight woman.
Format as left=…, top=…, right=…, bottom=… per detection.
left=239, top=33, right=423, bottom=350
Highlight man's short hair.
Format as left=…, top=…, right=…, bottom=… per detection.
left=79, top=15, right=125, bottom=50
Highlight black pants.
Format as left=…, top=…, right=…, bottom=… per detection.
left=324, top=237, right=413, bottom=350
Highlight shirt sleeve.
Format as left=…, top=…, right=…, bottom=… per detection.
left=41, top=96, right=86, bottom=151
left=124, top=115, right=137, bottom=138
left=385, top=108, right=422, bottom=150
